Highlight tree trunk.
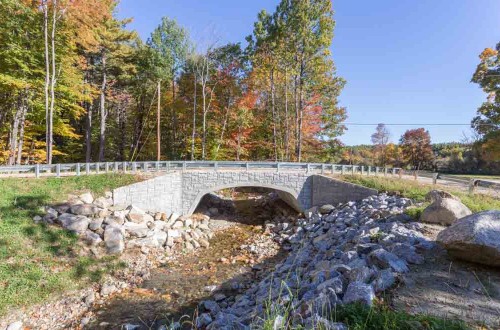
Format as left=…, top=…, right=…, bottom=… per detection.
left=16, top=93, right=27, bottom=165
left=284, top=67, right=289, bottom=161
left=191, top=74, right=197, bottom=160
left=8, top=106, right=20, bottom=166
left=42, top=1, right=50, bottom=164
left=85, top=101, right=93, bottom=162
left=157, top=79, right=161, bottom=161
left=171, top=77, right=176, bottom=158
left=271, top=69, right=278, bottom=161
left=236, top=125, right=242, bottom=161
left=98, top=52, right=107, bottom=161
left=294, top=74, right=299, bottom=161
left=297, top=61, right=305, bottom=162
left=201, top=78, right=207, bottom=160
left=47, top=0, right=57, bottom=164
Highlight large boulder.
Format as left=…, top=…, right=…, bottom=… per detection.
left=126, top=205, right=154, bottom=224
left=123, top=222, right=149, bottom=238
left=70, top=204, right=101, bottom=216
left=58, top=213, right=90, bottom=234
left=437, top=210, right=500, bottom=266
left=420, top=194, right=472, bottom=225
left=104, top=226, right=125, bottom=254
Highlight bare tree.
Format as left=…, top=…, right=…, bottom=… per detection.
left=371, top=123, right=391, bottom=166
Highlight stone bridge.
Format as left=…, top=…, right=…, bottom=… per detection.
left=112, top=170, right=377, bottom=216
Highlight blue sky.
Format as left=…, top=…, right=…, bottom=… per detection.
left=117, top=0, right=500, bottom=145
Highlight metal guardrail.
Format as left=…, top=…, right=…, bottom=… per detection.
left=406, top=170, right=500, bottom=194
left=0, top=161, right=402, bottom=179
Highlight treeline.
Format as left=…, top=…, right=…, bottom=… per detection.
left=0, top=0, right=346, bottom=165
left=340, top=128, right=500, bottom=174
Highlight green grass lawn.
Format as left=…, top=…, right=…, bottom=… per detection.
left=341, top=175, right=500, bottom=218
left=0, top=174, right=141, bottom=316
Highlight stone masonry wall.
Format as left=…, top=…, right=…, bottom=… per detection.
left=113, top=171, right=377, bottom=216
left=113, top=172, right=182, bottom=214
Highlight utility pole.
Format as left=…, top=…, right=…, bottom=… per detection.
left=157, top=80, right=161, bottom=161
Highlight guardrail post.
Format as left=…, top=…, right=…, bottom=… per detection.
left=35, top=164, right=40, bottom=178
left=341, top=165, right=345, bottom=175
left=85, top=163, right=90, bottom=175
left=331, top=164, right=334, bottom=174
left=432, top=173, right=438, bottom=185
left=214, top=162, right=219, bottom=172
left=56, top=164, right=61, bottom=177
left=132, top=162, right=137, bottom=173
left=246, top=162, right=250, bottom=172
left=156, top=161, right=160, bottom=172
left=384, top=167, right=388, bottom=176
left=277, top=163, right=280, bottom=173
left=76, top=163, right=80, bottom=176
left=368, top=166, right=371, bottom=176
left=360, top=166, right=364, bottom=175
left=114, top=162, right=118, bottom=173
left=321, top=164, right=325, bottom=174
left=398, top=168, right=402, bottom=179
left=391, top=168, right=395, bottom=175
left=351, top=165, right=355, bottom=175
left=166, top=162, right=170, bottom=172
left=143, top=162, right=148, bottom=172
left=468, top=179, right=477, bottom=195
left=182, top=162, right=186, bottom=172
left=123, top=162, right=127, bottom=173
left=105, top=162, right=109, bottom=173
left=96, top=163, right=100, bottom=174
left=306, top=163, right=310, bottom=174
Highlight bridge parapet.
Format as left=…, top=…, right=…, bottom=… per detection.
left=113, top=169, right=377, bottom=216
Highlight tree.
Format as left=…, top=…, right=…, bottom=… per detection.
left=399, top=128, right=433, bottom=170
left=471, top=44, right=500, bottom=162
left=148, top=18, right=190, bottom=160
left=371, top=123, right=390, bottom=166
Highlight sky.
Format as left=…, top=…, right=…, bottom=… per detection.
left=117, top=0, right=500, bottom=146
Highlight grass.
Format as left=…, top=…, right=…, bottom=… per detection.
left=341, top=175, right=500, bottom=214
left=331, top=303, right=469, bottom=330
left=0, top=174, right=141, bottom=316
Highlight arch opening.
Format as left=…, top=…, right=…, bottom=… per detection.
left=188, top=183, right=303, bottom=216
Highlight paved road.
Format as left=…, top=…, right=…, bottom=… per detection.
left=402, top=175, right=500, bottom=198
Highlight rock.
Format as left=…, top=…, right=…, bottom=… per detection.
left=100, top=283, right=117, bottom=296
left=167, top=229, right=181, bottom=238
left=169, top=212, right=181, bottom=223
left=153, top=230, right=167, bottom=246
left=6, top=321, right=23, bottom=330
left=437, top=210, right=500, bottom=266
left=43, top=213, right=57, bottom=223
left=52, top=203, right=71, bottom=214
left=105, top=215, right=125, bottom=226
left=199, top=238, right=210, bottom=248
left=33, top=215, right=42, bottom=222
left=70, top=204, right=100, bottom=216
left=126, top=205, right=154, bottom=224
left=200, top=300, right=221, bottom=316
left=128, top=236, right=160, bottom=248
left=304, top=315, right=347, bottom=330
left=94, top=196, right=112, bottom=209
left=84, top=230, right=103, bottom=246
left=196, top=313, right=213, bottom=328
left=208, top=207, right=219, bottom=216
left=104, top=226, right=125, bottom=254
left=421, top=198, right=472, bottom=226
left=368, top=248, right=409, bottom=273
left=319, top=204, right=335, bottom=214
left=343, top=281, right=375, bottom=306
left=58, top=213, right=90, bottom=234
left=79, top=192, right=94, bottom=204
left=123, top=222, right=149, bottom=238
left=425, top=190, right=459, bottom=203
left=372, top=269, right=396, bottom=292
left=89, top=218, right=104, bottom=231
left=123, top=324, right=140, bottom=330
left=84, top=291, right=95, bottom=306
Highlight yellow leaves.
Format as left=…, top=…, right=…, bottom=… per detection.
left=479, top=47, right=498, bottom=60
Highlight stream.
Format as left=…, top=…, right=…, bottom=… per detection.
left=87, top=191, right=294, bottom=329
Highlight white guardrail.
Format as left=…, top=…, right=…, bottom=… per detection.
left=0, top=161, right=402, bottom=179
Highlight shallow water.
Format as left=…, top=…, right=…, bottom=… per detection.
left=88, top=194, right=290, bottom=329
